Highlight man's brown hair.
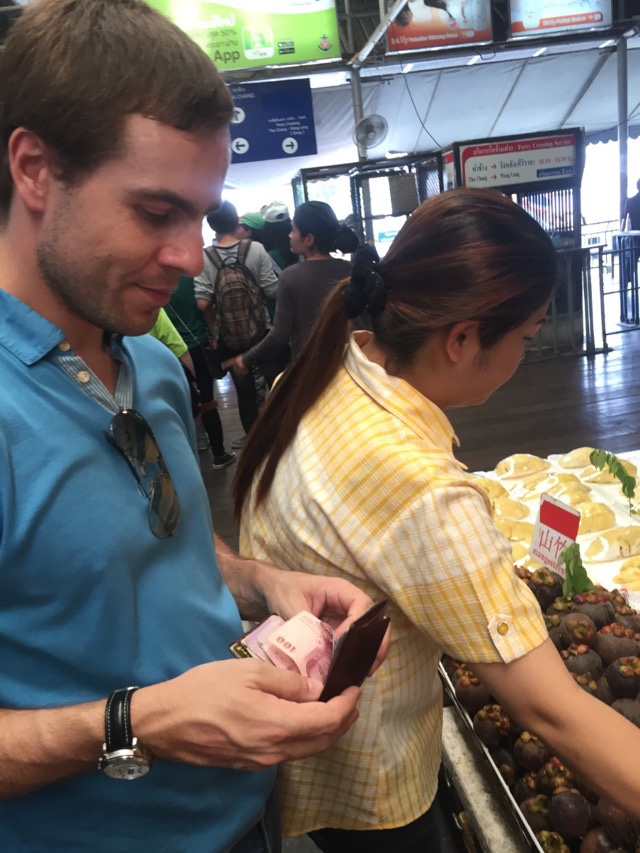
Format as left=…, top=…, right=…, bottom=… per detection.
left=0, top=0, right=233, bottom=219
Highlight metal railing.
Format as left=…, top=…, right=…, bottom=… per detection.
left=525, top=240, right=640, bottom=361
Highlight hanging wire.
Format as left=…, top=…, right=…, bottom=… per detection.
left=385, top=17, right=442, bottom=150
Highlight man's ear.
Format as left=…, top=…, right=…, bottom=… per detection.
left=444, top=320, right=481, bottom=363
left=7, top=128, right=54, bottom=215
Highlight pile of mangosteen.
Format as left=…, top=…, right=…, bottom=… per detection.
left=443, top=565, right=640, bottom=853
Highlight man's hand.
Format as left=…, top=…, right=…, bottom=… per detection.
left=214, top=537, right=389, bottom=678
left=259, top=566, right=389, bottom=678
left=131, top=659, right=361, bottom=771
left=221, top=354, right=248, bottom=376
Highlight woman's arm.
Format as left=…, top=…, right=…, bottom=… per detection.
left=472, top=639, right=640, bottom=817
left=236, top=277, right=294, bottom=369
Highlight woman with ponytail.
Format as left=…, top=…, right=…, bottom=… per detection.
left=233, top=188, right=640, bottom=851
left=222, top=200, right=359, bottom=381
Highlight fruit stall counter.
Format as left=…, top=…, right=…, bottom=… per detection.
left=441, top=705, right=531, bottom=852
left=436, top=446, right=640, bottom=853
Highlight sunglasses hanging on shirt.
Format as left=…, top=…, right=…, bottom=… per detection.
left=103, top=409, right=180, bottom=538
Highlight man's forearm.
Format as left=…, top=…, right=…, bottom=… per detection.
left=0, top=701, right=104, bottom=799
left=214, top=534, right=271, bottom=621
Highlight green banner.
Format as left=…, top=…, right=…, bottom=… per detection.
left=147, top=1, right=341, bottom=71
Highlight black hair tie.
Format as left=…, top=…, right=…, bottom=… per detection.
left=344, top=244, right=387, bottom=319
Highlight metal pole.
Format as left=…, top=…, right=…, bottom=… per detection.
left=349, top=0, right=406, bottom=66
left=350, top=68, right=374, bottom=242
left=350, top=66, right=367, bottom=162
left=344, top=0, right=355, bottom=55
left=617, top=37, right=628, bottom=225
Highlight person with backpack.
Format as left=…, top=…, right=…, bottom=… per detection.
left=222, top=201, right=359, bottom=380
left=195, top=201, right=281, bottom=439
left=165, top=278, right=236, bottom=470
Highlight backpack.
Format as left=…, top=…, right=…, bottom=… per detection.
left=205, top=241, right=267, bottom=352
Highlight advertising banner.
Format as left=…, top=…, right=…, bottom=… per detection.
left=387, top=0, right=492, bottom=52
left=147, top=1, right=341, bottom=71
left=510, top=0, right=611, bottom=36
left=228, top=79, right=317, bottom=164
left=459, top=132, right=578, bottom=189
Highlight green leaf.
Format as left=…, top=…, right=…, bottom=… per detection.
left=589, top=449, right=636, bottom=513
left=559, top=543, right=595, bottom=596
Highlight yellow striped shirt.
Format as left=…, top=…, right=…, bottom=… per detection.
left=239, top=331, right=547, bottom=836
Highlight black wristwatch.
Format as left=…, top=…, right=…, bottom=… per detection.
left=99, top=686, right=153, bottom=780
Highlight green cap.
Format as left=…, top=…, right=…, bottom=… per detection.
left=239, top=211, right=265, bottom=230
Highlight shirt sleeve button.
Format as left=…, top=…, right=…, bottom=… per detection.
left=497, top=622, right=509, bottom=636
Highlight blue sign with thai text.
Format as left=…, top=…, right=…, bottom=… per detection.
left=228, top=78, right=317, bottom=164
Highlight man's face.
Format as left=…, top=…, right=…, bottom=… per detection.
left=37, top=115, right=230, bottom=336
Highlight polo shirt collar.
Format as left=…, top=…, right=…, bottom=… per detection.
left=0, top=289, right=66, bottom=365
left=344, top=331, right=460, bottom=452
left=0, top=289, right=125, bottom=366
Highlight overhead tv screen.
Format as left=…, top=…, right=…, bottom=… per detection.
left=387, top=0, right=493, bottom=51
left=510, top=0, right=612, bottom=37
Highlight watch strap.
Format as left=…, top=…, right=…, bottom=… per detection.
left=105, top=686, right=139, bottom=752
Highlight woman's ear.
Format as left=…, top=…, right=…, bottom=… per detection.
left=8, top=128, right=54, bottom=215
left=444, top=320, right=481, bottom=363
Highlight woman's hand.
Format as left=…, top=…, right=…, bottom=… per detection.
left=221, top=354, right=248, bottom=376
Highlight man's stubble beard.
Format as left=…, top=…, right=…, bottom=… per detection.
left=37, top=234, right=158, bottom=337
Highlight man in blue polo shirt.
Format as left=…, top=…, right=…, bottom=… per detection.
left=0, top=2, right=380, bottom=850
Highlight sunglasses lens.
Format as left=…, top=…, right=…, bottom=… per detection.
left=110, top=411, right=160, bottom=464
left=107, top=410, right=180, bottom=538
left=148, top=472, right=180, bottom=538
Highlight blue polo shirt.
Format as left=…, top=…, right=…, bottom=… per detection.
left=0, top=289, right=274, bottom=851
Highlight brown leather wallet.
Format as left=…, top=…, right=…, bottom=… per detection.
left=319, top=600, right=389, bottom=701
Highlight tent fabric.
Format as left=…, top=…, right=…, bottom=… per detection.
left=225, top=37, right=640, bottom=192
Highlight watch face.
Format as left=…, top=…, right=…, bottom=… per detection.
left=102, top=752, right=151, bottom=780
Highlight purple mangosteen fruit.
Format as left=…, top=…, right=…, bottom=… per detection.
left=570, top=672, right=599, bottom=696
left=513, top=730, right=551, bottom=772
left=513, top=770, right=539, bottom=804
left=606, top=656, right=640, bottom=699
left=536, top=830, right=571, bottom=853
left=472, top=704, right=515, bottom=748
left=547, top=787, right=594, bottom=839
left=454, top=669, right=493, bottom=716
left=595, top=624, right=639, bottom=666
left=490, top=746, right=518, bottom=789
left=596, top=675, right=617, bottom=705
left=521, top=794, right=550, bottom=834
left=547, top=596, right=576, bottom=618
left=545, top=614, right=565, bottom=651
left=595, top=798, right=639, bottom=849
left=530, top=568, right=564, bottom=612
left=559, top=612, right=598, bottom=648
left=579, top=827, right=621, bottom=853
left=610, top=596, right=640, bottom=633
left=572, top=591, right=616, bottom=629
left=561, top=643, right=603, bottom=680
left=536, top=758, right=575, bottom=797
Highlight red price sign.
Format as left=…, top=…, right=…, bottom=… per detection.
left=530, top=494, right=581, bottom=577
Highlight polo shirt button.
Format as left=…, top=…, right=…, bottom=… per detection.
left=58, top=340, right=71, bottom=352
left=76, top=370, right=91, bottom=384
left=497, top=622, right=509, bottom=636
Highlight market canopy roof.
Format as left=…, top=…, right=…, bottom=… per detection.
left=2, top=0, right=639, bottom=193
left=223, top=29, right=640, bottom=192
